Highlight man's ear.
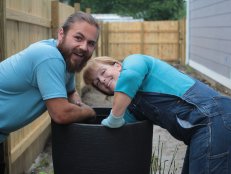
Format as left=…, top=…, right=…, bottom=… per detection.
left=114, top=62, right=122, bottom=71
left=57, top=28, right=64, bottom=42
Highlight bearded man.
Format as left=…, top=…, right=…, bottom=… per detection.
left=0, top=11, right=99, bottom=173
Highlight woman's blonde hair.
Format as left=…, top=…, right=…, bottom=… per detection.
left=83, top=56, right=120, bottom=86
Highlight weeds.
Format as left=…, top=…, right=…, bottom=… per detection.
left=150, top=136, right=178, bottom=174
left=28, top=153, right=54, bottom=174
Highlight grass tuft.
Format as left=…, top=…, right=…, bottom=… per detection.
left=150, top=136, right=178, bottom=174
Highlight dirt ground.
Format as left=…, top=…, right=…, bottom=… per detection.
left=26, top=63, right=231, bottom=174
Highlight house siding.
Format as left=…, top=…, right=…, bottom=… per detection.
left=187, top=0, right=231, bottom=89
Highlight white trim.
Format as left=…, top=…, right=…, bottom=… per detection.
left=186, top=0, right=190, bottom=65
left=189, top=60, right=231, bottom=89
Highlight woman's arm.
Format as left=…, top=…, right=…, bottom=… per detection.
left=112, top=92, right=131, bottom=116
left=101, top=92, right=131, bottom=128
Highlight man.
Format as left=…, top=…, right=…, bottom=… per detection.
left=0, top=11, right=99, bottom=173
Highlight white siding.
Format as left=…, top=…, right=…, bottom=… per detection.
left=187, top=0, right=231, bottom=89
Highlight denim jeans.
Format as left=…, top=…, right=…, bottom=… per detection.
left=128, top=80, right=231, bottom=174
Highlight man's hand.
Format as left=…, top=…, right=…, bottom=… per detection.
left=45, top=97, right=96, bottom=124
left=68, top=91, right=82, bottom=106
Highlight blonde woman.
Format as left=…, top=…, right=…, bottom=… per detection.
left=83, top=54, right=231, bottom=174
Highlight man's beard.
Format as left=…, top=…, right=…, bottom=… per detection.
left=65, top=55, right=88, bottom=73
left=57, top=42, right=91, bottom=73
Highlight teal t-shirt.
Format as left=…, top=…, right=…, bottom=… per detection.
left=115, top=54, right=195, bottom=123
left=0, top=39, right=75, bottom=142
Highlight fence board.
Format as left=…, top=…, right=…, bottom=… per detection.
left=10, top=113, right=51, bottom=163
left=51, top=1, right=74, bottom=38
left=108, top=22, right=142, bottom=31
left=0, top=0, right=6, bottom=62
left=6, top=8, right=51, bottom=27
left=98, top=20, right=185, bottom=63
left=6, top=0, right=51, bottom=19
left=109, top=44, right=142, bottom=61
left=6, top=0, right=51, bottom=56
left=3, top=1, right=52, bottom=174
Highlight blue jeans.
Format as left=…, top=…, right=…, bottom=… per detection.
left=128, top=81, right=231, bottom=174
left=182, top=97, right=231, bottom=174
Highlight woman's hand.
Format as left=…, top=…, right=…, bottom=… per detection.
left=101, top=109, right=125, bottom=128
left=101, top=92, right=131, bottom=128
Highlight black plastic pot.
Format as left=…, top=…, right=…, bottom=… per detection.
left=52, top=107, right=153, bottom=174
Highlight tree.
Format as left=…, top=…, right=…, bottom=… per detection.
left=146, top=0, right=186, bottom=20
left=79, top=0, right=186, bottom=21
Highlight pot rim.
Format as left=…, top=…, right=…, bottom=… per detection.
left=71, top=119, right=151, bottom=127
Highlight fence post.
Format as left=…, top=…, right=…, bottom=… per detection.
left=85, top=8, right=91, bottom=14
left=0, top=1, right=10, bottom=174
left=74, top=3, right=80, bottom=12
left=179, top=18, right=186, bottom=65
left=51, top=1, right=59, bottom=39
left=74, top=3, right=82, bottom=95
left=99, top=22, right=104, bottom=57
left=0, top=0, right=6, bottom=62
left=140, top=22, right=144, bottom=54
left=95, top=22, right=108, bottom=56
left=104, top=22, right=109, bottom=56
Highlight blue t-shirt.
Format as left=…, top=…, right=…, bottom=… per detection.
left=0, top=39, right=75, bottom=142
left=115, top=54, right=195, bottom=123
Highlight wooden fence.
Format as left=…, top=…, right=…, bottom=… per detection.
left=97, top=19, right=186, bottom=63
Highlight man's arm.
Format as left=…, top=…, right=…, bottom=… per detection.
left=45, top=98, right=95, bottom=124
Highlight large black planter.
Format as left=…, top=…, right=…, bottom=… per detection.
left=52, top=107, right=153, bottom=174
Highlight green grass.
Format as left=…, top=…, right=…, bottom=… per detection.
left=150, top=136, right=178, bottom=174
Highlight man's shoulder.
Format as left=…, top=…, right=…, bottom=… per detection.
left=19, top=39, right=64, bottom=67
left=30, top=39, right=57, bottom=51
left=26, top=39, right=62, bottom=59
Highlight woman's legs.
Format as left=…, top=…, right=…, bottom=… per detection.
left=188, top=115, right=231, bottom=174
left=181, top=146, right=189, bottom=174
